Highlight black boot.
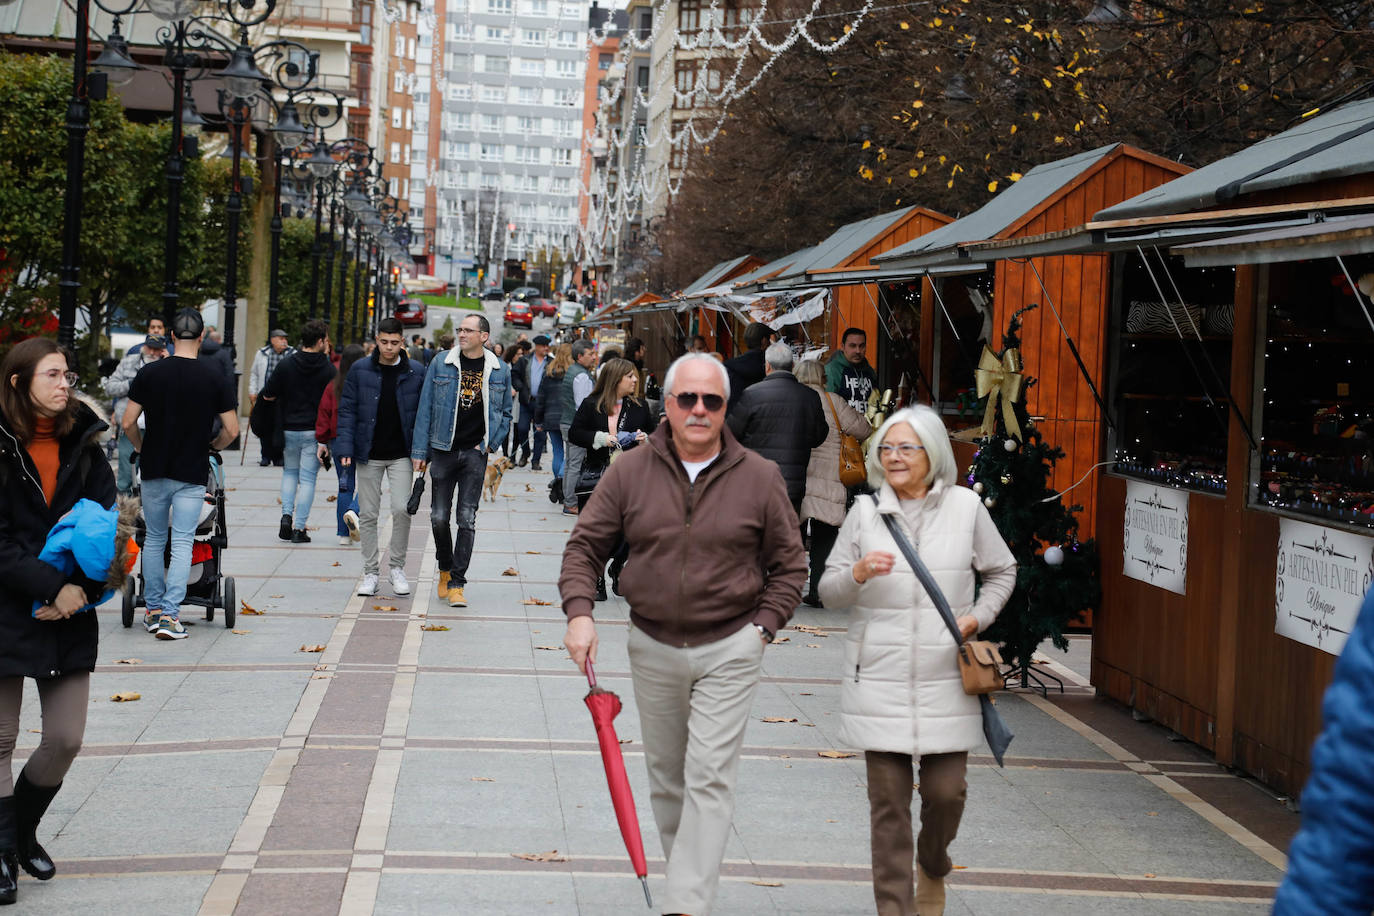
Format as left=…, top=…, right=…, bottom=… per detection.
left=13, top=772, right=57, bottom=881
left=595, top=576, right=608, bottom=602
left=278, top=514, right=293, bottom=541
left=0, top=795, right=18, bottom=905
left=608, top=556, right=624, bottom=597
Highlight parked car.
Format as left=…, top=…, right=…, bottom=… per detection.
left=395, top=298, right=427, bottom=327
left=480, top=287, right=506, bottom=301
left=507, top=286, right=541, bottom=303
left=504, top=300, right=533, bottom=328
left=557, top=301, right=584, bottom=325
left=529, top=297, right=557, bottom=318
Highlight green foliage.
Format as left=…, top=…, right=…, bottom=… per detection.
left=969, top=305, right=1101, bottom=673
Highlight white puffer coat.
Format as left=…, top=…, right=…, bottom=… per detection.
left=819, top=480, right=1017, bottom=756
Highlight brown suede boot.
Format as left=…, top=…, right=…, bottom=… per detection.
left=915, top=864, right=944, bottom=915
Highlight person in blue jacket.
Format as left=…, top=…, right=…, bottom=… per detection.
left=412, top=313, right=512, bottom=609
left=1273, top=588, right=1374, bottom=915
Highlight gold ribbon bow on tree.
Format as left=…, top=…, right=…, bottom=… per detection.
left=974, top=345, right=1026, bottom=441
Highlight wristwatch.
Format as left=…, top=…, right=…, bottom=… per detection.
left=754, top=624, right=774, bottom=644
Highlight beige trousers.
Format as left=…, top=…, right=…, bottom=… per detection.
left=628, top=622, right=765, bottom=916
left=865, top=750, right=968, bottom=916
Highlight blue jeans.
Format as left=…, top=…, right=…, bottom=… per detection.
left=281, top=429, right=320, bottom=529
left=335, top=461, right=360, bottom=537
left=140, top=477, right=206, bottom=619
left=116, top=431, right=136, bottom=494
left=545, top=428, right=565, bottom=479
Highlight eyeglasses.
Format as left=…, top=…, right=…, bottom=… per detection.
left=877, top=443, right=926, bottom=458
left=669, top=391, right=725, bottom=412
left=38, top=369, right=79, bottom=387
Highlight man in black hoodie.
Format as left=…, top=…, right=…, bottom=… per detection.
left=721, top=322, right=775, bottom=411
left=261, top=320, right=336, bottom=542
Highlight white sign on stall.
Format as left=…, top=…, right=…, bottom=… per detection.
left=1122, top=481, right=1189, bottom=595
left=1275, top=518, right=1374, bottom=656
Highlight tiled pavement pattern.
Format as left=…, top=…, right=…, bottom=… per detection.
left=9, top=459, right=1298, bottom=915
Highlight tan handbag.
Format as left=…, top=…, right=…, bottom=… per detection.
left=956, top=641, right=1006, bottom=695
left=825, top=391, right=867, bottom=488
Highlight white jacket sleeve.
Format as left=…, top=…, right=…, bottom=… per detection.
left=969, top=502, right=1017, bottom=631
left=818, top=501, right=866, bottom=609
left=249, top=350, right=266, bottom=397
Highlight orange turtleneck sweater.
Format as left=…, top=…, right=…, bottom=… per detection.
left=28, top=415, right=59, bottom=506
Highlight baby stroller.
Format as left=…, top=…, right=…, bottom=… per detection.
left=121, top=452, right=236, bottom=629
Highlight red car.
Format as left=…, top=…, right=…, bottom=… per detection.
left=504, top=300, right=533, bottom=328
left=395, top=298, right=426, bottom=327
left=529, top=297, right=557, bottom=318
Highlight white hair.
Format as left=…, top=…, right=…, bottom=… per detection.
left=866, top=405, right=957, bottom=491
left=663, top=353, right=731, bottom=401
left=764, top=341, right=793, bottom=371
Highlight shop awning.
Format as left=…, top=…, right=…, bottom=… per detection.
left=871, top=144, right=1125, bottom=273
left=681, top=255, right=758, bottom=296
left=765, top=208, right=917, bottom=282
left=1097, top=98, right=1374, bottom=221
left=1172, top=211, right=1374, bottom=267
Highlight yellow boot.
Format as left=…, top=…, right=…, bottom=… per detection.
left=436, top=571, right=450, bottom=599
left=915, top=865, right=944, bottom=915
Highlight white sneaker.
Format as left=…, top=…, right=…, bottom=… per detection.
left=338, top=536, right=352, bottom=546
left=357, top=573, right=379, bottom=596
left=343, top=510, right=360, bottom=542
left=389, top=568, right=411, bottom=596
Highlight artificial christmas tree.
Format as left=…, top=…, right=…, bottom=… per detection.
left=968, top=304, right=1101, bottom=688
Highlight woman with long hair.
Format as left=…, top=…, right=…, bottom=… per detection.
left=533, top=343, right=572, bottom=482
left=316, top=343, right=366, bottom=545
left=567, top=357, right=656, bottom=599
left=0, top=338, right=119, bottom=904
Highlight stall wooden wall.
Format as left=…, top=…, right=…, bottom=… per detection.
left=832, top=209, right=952, bottom=353
left=992, top=149, right=1190, bottom=537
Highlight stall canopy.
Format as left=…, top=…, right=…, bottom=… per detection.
left=1173, top=211, right=1374, bottom=267
left=680, top=255, right=764, bottom=296
left=755, top=207, right=923, bottom=284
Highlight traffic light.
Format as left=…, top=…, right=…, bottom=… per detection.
left=520, top=260, right=527, bottom=272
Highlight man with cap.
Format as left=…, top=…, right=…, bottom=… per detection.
left=122, top=307, right=238, bottom=640
left=249, top=329, right=294, bottom=466
left=102, top=330, right=168, bottom=495
left=512, top=335, right=551, bottom=469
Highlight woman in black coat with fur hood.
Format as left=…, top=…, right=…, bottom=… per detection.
left=0, top=338, right=120, bottom=904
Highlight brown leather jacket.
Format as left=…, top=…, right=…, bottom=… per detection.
left=559, top=422, right=805, bottom=646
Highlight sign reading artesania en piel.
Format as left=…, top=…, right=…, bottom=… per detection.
left=1122, top=481, right=1188, bottom=595
left=1275, top=518, right=1374, bottom=656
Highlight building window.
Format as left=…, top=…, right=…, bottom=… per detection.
left=529, top=0, right=548, bottom=13
left=553, top=148, right=572, bottom=165
left=598, top=52, right=613, bottom=70
left=390, top=142, right=401, bottom=163
left=391, top=108, right=402, bottom=128
left=636, top=65, right=649, bottom=91
left=520, top=58, right=543, bottom=75
left=517, top=115, right=539, bottom=133
left=482, top=85, right=506, bottom=103
left=405, top=108, right=413, bottom=129
left=679, top=0, right=700, bottom=32
left=481, top=113, right=503, bottom=132
left=483, top=55, right=508, bottom=73
left=554, top=88, right=577, bottom=106
left=485, top=26, right=507, bottom=40
left=481, top=172, right=500, bottom=189
left=450, top=111, right=472, bottom=129
left=557, top=30, right=577, bottom=47
left=522, top=28, right=542, bottom=44
left=518, top=86, right=539, bottom=104
left=395, top=33, right=405, bottom=56
left=480, top=143, right=503, bottom=161
left=449, top=83, right=471, bottom=100
left=554, top=119, right=575, bottom=138
left=403, top=144, right=410, bottom=164
left=515, top=146, right=540, bottom=163
left=634, top=121, right=646, bottom=146
left=446, top=141, right=470, bottom=159
left=637, top=10, right=652, bottom=38
left=408, top=38, right=416, bottom=59
left=670, top=147, right=686, bottom=170
left=551, top=176, right=570, bottom=194
left=555, top=58, right=578, bottom=77
left=389, top=176, right=400, bottom=196
left=394, top=70, right=406, bottom=92
left=451, top=22, right=471, bottom=39
left=488, top=0, right=512, bottom=11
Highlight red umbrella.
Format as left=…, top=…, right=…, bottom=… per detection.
left=583, top=659, right=653, bottom=907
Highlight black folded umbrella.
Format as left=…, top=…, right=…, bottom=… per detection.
left=406, top=476, right=426, bottom=515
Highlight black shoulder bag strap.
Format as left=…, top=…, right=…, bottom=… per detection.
left=870, top=494, right=1014, bottom=766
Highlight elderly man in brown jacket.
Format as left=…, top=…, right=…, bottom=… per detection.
left=561, top=353, right=806, bottom=916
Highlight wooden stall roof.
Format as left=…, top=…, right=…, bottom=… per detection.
left=1098, top=98, right=1374, bottom=221
left=680, top=255, right=765, bottom=296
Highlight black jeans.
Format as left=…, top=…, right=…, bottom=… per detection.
left=514, top=405, right=547, bottom=463
left=429, top=446, right=486, bottom=586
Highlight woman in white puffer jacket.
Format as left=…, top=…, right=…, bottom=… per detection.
left=820, top=405, right=1016, bottom=916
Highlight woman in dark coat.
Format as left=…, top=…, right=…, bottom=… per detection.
left=567, top=357, right=656, bottom=599
left=0, top=338, right=117, bottom=903
left=532, top=344, right=571, bottom=480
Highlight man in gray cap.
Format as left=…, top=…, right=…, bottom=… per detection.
left=102, top=331, right=168, bottom=494
left=249, top=328, right=293, bottom=466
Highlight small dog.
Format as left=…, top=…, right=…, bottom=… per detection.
left=483, top=456, right=514, bottom=501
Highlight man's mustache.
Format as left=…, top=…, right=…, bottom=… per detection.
left=684, top=416, right=713, bottom=427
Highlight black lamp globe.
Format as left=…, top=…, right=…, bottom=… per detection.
left=93, top=28, right=140, bottom=87
left=272, top=102, right=308, bottom=150
left=221, top=44, right=270, bottom=99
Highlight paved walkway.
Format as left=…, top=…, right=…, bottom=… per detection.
left=11, top=456, right=1298, bottom=915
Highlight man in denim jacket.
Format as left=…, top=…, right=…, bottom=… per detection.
left=412, top=314, right=513, bottom=608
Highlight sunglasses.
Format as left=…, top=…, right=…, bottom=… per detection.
left=669, top=391, right=725, bottom=412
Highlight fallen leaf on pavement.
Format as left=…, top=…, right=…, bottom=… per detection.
left=300, top=644, right=326, bottom=653
left=472, top=776, right=495, bottom=782
left=522, top=598, right=554, bottom=606
left=818, top=750, right=856, bottom=759
left=501, top=567, right=519, bottom=576
left=1144, top=873, right=1156, bottom=879
left=421, top=624, right=451, bottom=631
left=116, top=658, right=142, bottom=665
left=319, top=614, right=335, bottom=618
left=1146, top=811, right=1158, bottom=817
left=27, top=729, right=39, bottom=734
left=240, top=601, right=263, bottom=616
left=534, top=645, right=563, bottom=651
left=806, top=643, right=821, bottom=648
left=619, top=738, right=633, bottom=744
left=231, top=629, right=251, bottom=635
left=772, top=636, right=790, bottom=643
left=525, top=551, right=541, bottom=555
left=952, top=865, right=968, bottom=870
left=751, top=880, right=783, bottom=887
left=799, top=692, right=812, bottom=696
left=525, top=484, right=533, bottom=492
left=792, top=625, right=828, bottom=637
left=110, top=692, right=141, bottom=702
left=762, top=717, right=798, bottom=724
left=269, top=594, right=284, bottom=598
left=326, top=494, right=337, bottom=502
left=331, top=562, right=341, bottom=567
left=314, top=664, right=329, bottom=671
left=373, top=605, right=399, bottom=612
left=512, top=850, right=566, bottom=863
left=311, top=674, right=333, bottom=680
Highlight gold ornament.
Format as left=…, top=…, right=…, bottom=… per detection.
left=975, top=345, right=1026, bottom=441
left=1000, top=473, right=1012, bottom=485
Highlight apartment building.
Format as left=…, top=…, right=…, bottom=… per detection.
left=434, top=0, right=590, bottom=280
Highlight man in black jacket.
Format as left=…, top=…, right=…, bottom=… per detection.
left=721, top=322, right=775, bottom=411
left=726, top=342, right=827, bottom=514
left=261, top=320, right=336, bottom=543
